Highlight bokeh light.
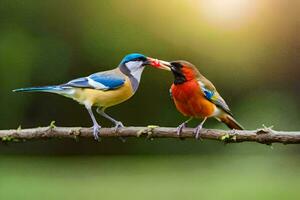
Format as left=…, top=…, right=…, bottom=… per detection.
left=199, top=0, right=258, bottom=28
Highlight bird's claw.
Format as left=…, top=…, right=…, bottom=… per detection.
left=93, top=124, right=101, bottom=141
left=113, top=121, right=126, bottom=142
left=176, top=122, right=186, bottom=136
left=114, top=121, right=124, bottom=132
left=193, top=125, right=203, bottom=140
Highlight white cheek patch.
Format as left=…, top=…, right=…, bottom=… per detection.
left=125, top=61, right=143, bottom=70
left=131, top=67, right=145, bottom=82
left=87, top=77, right=108, bottom=90
left=125, top=61, right=145, bottom=82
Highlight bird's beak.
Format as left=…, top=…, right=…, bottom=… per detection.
left=146, top=57, right=171, bottom=71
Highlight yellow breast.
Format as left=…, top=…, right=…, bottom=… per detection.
left=72, top=77, right=134, bottom=108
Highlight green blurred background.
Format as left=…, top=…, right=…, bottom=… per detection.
left=0, top=0, right=299, bottom=199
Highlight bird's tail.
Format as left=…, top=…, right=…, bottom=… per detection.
left=218, top=114, right=244, bottom=130
left=13, top=85, right=65, bottom=94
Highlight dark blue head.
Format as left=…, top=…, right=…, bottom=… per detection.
left=120, top=53, right=148, bottom=65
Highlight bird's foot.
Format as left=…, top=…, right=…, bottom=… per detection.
left=113, top=121, right=126, bottom=143
left=176, top=122, right=187, bottom=136
left=92, top=124, right=101, bottom=141
left=193, top=124, right=203, bottom=140
left=113, top=121, right=124, bottom=132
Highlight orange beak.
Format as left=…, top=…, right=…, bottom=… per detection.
left=146, top=57, right=171, bottom=71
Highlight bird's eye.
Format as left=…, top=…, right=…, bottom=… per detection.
left=128, top=58, right=139, bottom=62
left=130, top=57, right=146, bottom=62
left=171, top=62, right=182, bottom=68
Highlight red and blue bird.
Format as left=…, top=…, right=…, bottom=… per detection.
left=157, top=60, right=243, bottom=139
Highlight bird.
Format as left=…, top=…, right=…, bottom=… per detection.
left=160, top=60, right=243, bottom=139
left=13, top=53, right=169, bottom=140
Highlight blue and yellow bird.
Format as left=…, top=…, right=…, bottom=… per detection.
left=157, top=60, right=244, bottom=139
left=13, top=53, right=168, bottom=140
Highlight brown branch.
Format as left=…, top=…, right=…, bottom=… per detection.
left=1, top=126, right=300, bottom=144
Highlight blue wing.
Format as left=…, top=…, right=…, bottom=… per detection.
left=63, top=71, right=125, bottom=90
left=198, top=80, right=232, bottom=115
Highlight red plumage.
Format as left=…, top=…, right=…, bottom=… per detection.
left=171, top=80, right=216, bottom=118
left=168, top=60, right=243, bottom=138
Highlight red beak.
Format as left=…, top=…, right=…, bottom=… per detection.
left=146, top=57, right=171, bottom=71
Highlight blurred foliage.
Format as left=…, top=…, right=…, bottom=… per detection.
left=1, top=155, right=300, bottom=200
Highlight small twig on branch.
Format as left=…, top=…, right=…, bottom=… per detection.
left=1, top=126, right=300, bottom=144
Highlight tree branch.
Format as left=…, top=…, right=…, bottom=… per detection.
left=1, top=126, right=300, bottom=144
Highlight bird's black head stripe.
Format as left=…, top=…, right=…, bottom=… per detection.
left=170, top=62, right=186, bottom=85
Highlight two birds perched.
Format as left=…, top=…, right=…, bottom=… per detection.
left=14, top=53, right=243, bottom=140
